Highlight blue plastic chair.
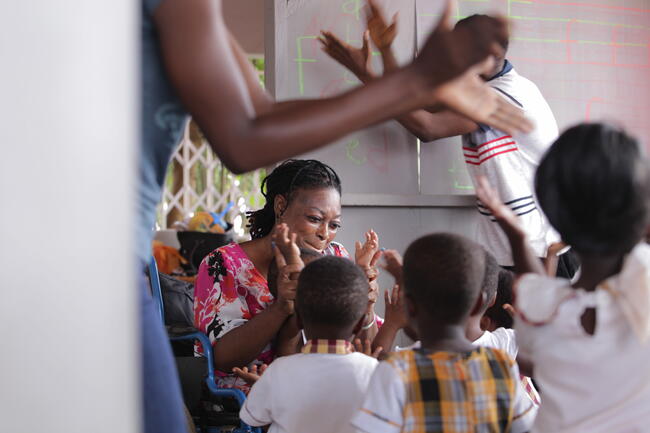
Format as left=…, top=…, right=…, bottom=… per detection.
left=149, top=257, right=259, bottom=433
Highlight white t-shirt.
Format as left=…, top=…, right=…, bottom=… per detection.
left=463, top=62, right=560, bottom=266
left=515, top=245, right=650, bottom=432
left=474, top=328, right=518, bottom=359
left=351, top=348, right=535, bottom=433
left=240, top=351, right=378, bottom=433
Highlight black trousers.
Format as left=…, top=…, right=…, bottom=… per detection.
left=502, top=249, right=579, bottom=279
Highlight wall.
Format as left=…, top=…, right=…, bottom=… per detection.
left=0, top=2, right=138, bottom=432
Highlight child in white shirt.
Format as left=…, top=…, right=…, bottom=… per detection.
left=477, top=122, right=650, bottom=432
left=240, top=254, right=378, bottom=433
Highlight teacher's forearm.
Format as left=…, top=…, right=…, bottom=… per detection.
left=212, top=303, right=289, bottom=372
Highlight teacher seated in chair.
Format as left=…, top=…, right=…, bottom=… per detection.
left=193, top=159, right=381, bottom=392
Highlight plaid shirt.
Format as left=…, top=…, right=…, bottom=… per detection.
left=302, top=339, right=354, bottom=355
left=393, top=347, right=518, bottom=433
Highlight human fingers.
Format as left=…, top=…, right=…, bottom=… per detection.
left=364, top=338, right=372, bottom=355
left=370, top=229, right=379, bottom=246
left=372, top=346, right=383, bottom=358
left=353, top=338, right=363, bottom=352
left=273, top=240, right=288, bottom=268
left=370, top=0, right=390, bottom=27
left=259, top=364, right=268, bottom=374
left=283, top=263, right=304, bottom=278
left=391, top=283, right=400, bottom=301
left=384, top=289, right=392, bottom=305
left=503, top=303, right=516, bottom=317
left=370, top=250, right=383, bottom=268
left=492, top=100, right=534, bottom=134
left=362, top=30, right=370, bottom=55
left=433, top=0, right=454, bottom=34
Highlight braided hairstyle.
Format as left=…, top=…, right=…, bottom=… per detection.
left=246, top=159, right=342, bottom=239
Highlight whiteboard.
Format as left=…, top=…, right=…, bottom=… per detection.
left=268, top=0, right=421, bottom=197
left=267, top=0, right=650, bottom=200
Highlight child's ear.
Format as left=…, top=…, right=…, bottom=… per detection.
left=405, top=294, right=417, bottom=317
left=480, top=315, right=493, bottom=331
left=488, top=292, right=497, bottom=308
left=470, top=291, right=488, bottom=316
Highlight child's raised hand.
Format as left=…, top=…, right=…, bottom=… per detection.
left=272, top=223, right=302, bottom=266
left=353, top=338, right=383, bottom=359
left=355, top=229, right=382, bottom=279
left=475, top=175, right=526, bottom=240
left=366, top=0, right=398, bottom=51
left=232, top=364, right=268, bottom=386
left=384, top=284, right=409, bottom=330
left=272, top=224, right=304, bottom=316
left=381, top=249, right=403, bottom=283
left=319, top=30, right=374, bottom=82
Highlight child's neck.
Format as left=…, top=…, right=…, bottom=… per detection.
left=303, top=324, right=354, bottom=342
left=464, top=315, right=485, bottom=342
left=417, top=319, right=475, bottom=353
left=574, top=254, right=624, bottom=292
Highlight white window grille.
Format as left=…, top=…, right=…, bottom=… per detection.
left=157, top=120, right=266, bottom=239
left=156, top=57, right=267, bottom=238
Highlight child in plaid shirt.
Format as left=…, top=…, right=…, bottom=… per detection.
left=352, top=233, right=535, bottom=433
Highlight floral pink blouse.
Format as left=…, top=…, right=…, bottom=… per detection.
left=194, top=241, right=349, bottom=391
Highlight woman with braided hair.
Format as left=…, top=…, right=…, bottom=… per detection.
left=193, top=159, right=381, bottom=391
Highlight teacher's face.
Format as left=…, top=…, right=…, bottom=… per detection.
left=275, top=187, right=342, bottom=253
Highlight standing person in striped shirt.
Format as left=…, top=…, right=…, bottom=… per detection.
left=321, top=4, right=571, bottom=275
left=351, top=233, right=535, bottom=433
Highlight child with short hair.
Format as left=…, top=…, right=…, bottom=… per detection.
left=482, top=268, right=515, bottom=331
left=352, top=233, right=535, bottom=433
left=477, top=122, right=650, bottom=432
left=471, top=251, right=540, bottom=408
left=240, top=252, right=379, bottom=433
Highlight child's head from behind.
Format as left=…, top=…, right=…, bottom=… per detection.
left=296, top=256, right=369, bottom=338
left=482, top=269, right=515, bottom=331
left=402, top=233, right=486, bottom=328
left=475, top=250, right=500, bottom=317
left=536, top=123, right=650, bottom=257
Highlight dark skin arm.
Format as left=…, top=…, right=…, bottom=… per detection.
left=213, top=301, right=291, bottom=372
left=374, top=25, right=479, bottom=142
left=153, top=0, right=524, bottom=174
left=475, top=176, right=546, bottom=275
left=320, top=0, right=479, bottom=142
left=213, top=225, right=302, bottom=372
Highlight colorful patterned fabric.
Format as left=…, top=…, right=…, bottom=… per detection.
left=302, top=339, right=354, bottom=355
left=395, top=347, right=517, bottom=432
left=193, top=241, right=349, bottom=391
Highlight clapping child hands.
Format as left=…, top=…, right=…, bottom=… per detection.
left=353, top=338, right=383, bottom=359
left=355, top=229, right=383, bottom=319
left=271, top=223, right=305, bottom=316
left=355, top=229, right=382, bottom=281
left=366, top=0, right=398, bottom=52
